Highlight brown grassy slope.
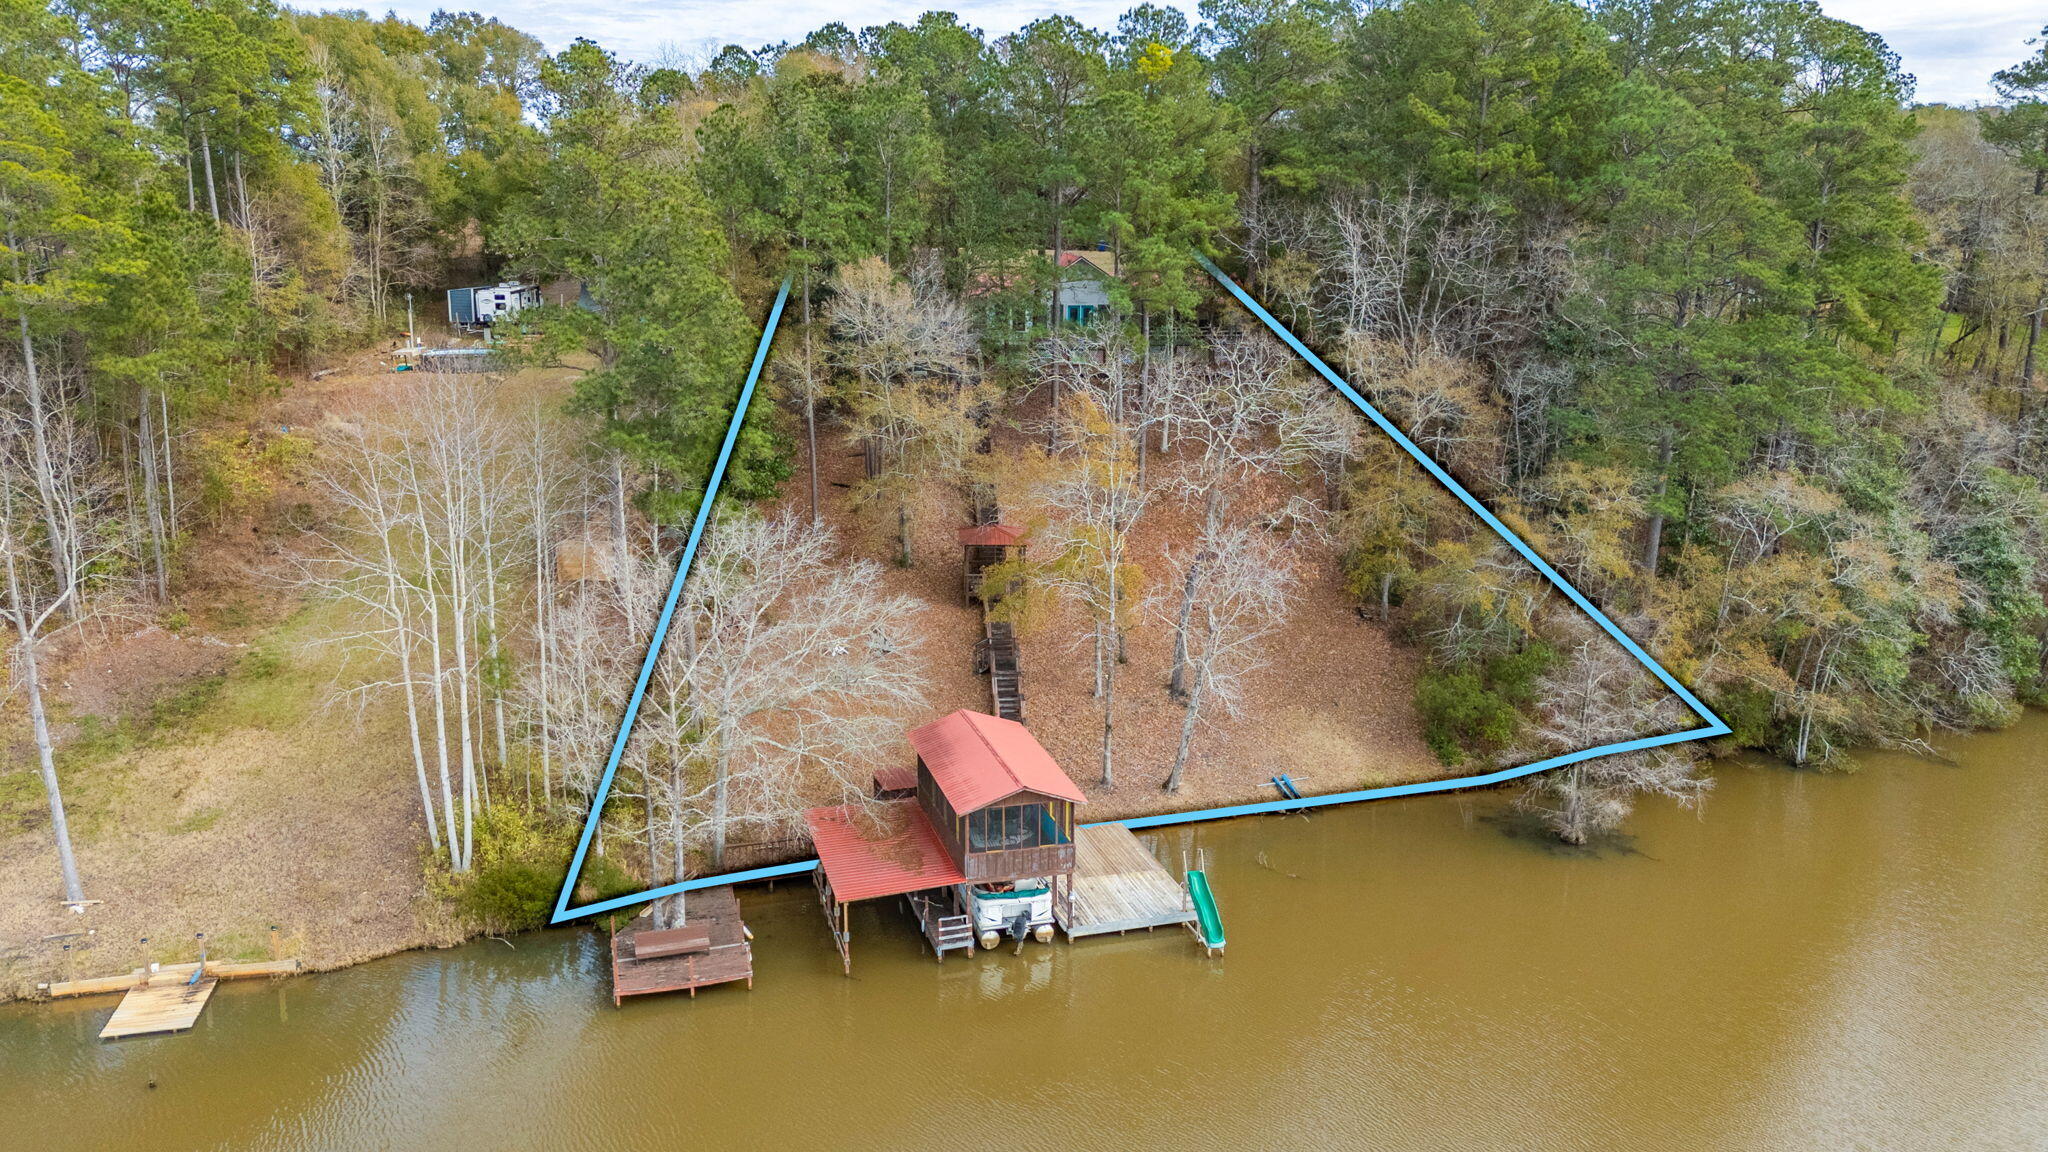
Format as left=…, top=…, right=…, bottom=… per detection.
left=0, top=347, right=571, bottom=999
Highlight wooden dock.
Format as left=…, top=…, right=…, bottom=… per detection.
left=99, top=977, right=217, bottom=1039
left=1055, top=825, right=1197, bottom=939
left=610, top=885, right=753, bottom=1004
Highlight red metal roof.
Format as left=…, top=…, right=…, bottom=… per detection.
left=957, top=524, right=1028, bottom=548
left=871, top=764, right=917, bottom=795
left=804, top=800, right=966, bottom=903
left=908, top=709, right=1087, bottom=813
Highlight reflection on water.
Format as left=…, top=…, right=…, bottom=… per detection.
left=5, top=724, right=2047, bottom=1151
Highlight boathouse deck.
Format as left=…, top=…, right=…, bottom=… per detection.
left=1055, top=824, right=1197, bottom=939
left=610, top=885, right=753, bottom=1003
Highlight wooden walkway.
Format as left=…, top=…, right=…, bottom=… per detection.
left=100, top=977, right=216, bottom=1039
left=44, top=957, right=301, bottom=1000
left=979, top=618, right=1025, bottom=722
left=1056, top=825, right=1196, bottom=939
left=610, top=885, right=753, bottom=1004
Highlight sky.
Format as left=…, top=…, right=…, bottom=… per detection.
left=322, top=0, right=2040, bottom=106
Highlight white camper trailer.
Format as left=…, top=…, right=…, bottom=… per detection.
left=447, top=281, right=540, bottom=332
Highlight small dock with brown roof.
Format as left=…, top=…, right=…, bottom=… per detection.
left=609, top=885, right=753, bottom=1004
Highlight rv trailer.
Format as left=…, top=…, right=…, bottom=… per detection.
left=447, top=281, right=540, bottom=332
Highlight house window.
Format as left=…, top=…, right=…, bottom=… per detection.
left=1064, top=304, right=1096, bottom=324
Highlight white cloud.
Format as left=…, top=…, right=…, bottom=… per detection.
left=1825, top=1, right=2039, bottom=104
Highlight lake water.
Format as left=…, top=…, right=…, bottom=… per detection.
left=6, top=723, right=2046, bottom=1150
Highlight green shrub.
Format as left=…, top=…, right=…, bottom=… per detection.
left=1415, top=643, right=1555, bottom=765
left=448, top=807, right=575, bottom=934
left=462, top=859, right=557, bottom=934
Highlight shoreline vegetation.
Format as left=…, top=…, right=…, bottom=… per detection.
left=8, top=3, right=2048, bottom=1000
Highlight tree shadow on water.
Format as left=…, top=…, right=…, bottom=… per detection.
left=1478, top=810, right=1652, bottom=860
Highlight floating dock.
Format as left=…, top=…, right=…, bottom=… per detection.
left=610, top=885, right=753, bottom=1003
left=37, top=957, right=301, bottom=1041
left=99, top=976, right=217, bottom=1040
left=1056, top=825, right=1198, bottom=938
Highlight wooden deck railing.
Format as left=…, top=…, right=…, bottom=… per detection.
left=702, top=834, right=814, bottom=876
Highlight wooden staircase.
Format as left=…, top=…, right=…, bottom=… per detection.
left=968, top=482, right=999, bottom=528
left=908, top=890, right=976, bottom=960
left=982, top=618, right=1024, bottom=722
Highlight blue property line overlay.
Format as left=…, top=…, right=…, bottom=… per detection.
left=552, top=260, right=1730, bottom=924
left=1199, top=254, right=1729, bottom=731
left=551, top=278, right=791, bottom=925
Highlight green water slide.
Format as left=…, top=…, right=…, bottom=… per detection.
left=1186, top=870, right=1225, bottom=953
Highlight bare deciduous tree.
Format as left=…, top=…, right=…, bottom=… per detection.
left=1, top=353, right=131, bottom=905
left=1003, top=332, right=1152, bottom=787
left=1156, top=333, right=1319, bottom=699
left=1514, top=627, right=1710, bottom=844
left=299, top=372, right=533, bottom=872
left=1153, top=520, right=1302, bottom=793
left=829, top=256, right=986, bottom=564
left=534, top=514, right=926, bottom=923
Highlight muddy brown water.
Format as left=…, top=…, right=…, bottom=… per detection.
left=5, top=723, right=2046, bottom=1151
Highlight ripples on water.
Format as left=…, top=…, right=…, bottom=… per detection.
left=5, top=727, right=2046, bottom=1151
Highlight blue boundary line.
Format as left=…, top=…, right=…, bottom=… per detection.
left=550, top=279, right=790, bottom=924
left=551, top=261, right=1729, bottom=924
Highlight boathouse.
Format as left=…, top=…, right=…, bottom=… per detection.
left=805, top=709, right=1084, bottom=971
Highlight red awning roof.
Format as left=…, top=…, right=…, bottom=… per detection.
left=908, top=709, right=1086, bottom=813
left=804, top=800, right=966, bottom=903
left=957, top=524, right=1028, bottom=548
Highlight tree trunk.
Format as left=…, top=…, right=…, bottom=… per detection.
left=1641, top=430, right=1673, bottom=575
left=200, top=124, right=220, bottom=223
left=611, top=455, right=633, bottom=626
left=1164, top=676, right=1203, bottom=793
left=1137, top=310, right=1152, bottom=487
left=531, top=492, right=555, bottom=804
left=1049, top=214, right=1063, bottom=331
left=383, top=546, right=441, bottom=855
left=2022, top=287, right=2043, bottom=399
left=710, top=747, right=732, bottom=869
left=421, top=571, right=462, bottom=870
left=803, top=267, right=820, bottom=527
left=14, top=310, right=77, bottom=614
left=160, top=390, right=177, bottom=527
left=138, top=390, right=169, bottom=600
left=4, top=551, right=84, bottom=904
left=1168, top=554, right=1204, bottom=700
left=1099, top=651, right=1116, bottom=790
